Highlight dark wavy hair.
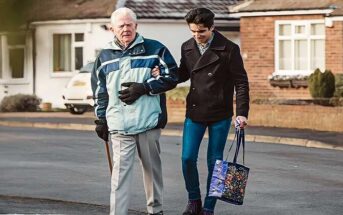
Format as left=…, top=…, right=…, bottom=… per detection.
left=184, top=8, right=215, bottom=29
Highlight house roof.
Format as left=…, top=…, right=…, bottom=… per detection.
left=27, top=0, right=117, bottom=22
left=123, top=0, right=244, bottom=20
left=0, top=0, right=244, bottom=31
left=0, top=0, right=117, bottom=31
left=234, top=0, right=343, bottom=16
left=330, top=1, right=343, bottom=16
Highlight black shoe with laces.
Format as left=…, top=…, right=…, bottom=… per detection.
left=182, top=199, right=202, bottom=215
left=149, top=211, right=163, bottom=215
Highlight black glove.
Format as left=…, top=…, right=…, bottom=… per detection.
left=118, top=82, right=149, bottom=105
left=95, top=119, right=109, bottom=141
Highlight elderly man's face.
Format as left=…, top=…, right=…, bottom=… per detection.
left=189, top=23, right=213, bottom=45
left=111, top=15, right=137, bottom=46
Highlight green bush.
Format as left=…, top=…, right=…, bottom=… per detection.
left=0, top=94, right=41, bottom=112
left=308, top=69, right=335, bottom=98
left=334, top=73, right=343, bottom=97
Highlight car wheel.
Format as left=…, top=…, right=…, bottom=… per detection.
left=69, top=106, right=87, bottom=115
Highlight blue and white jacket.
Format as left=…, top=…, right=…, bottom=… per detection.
left=91, top=34, right=178, bottom=135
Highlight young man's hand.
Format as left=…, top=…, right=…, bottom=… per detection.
left=151, top=65, right=160, bottom=77
left=95, top=119, right=109, bottom=141
left=235, top=116, right=248, bottom=129
left=118, top=82, right=149, bottom=105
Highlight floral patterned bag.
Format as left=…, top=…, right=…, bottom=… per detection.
left=209, top=128, right=249, bottom=205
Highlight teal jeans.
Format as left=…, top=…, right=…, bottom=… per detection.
left=181, top=117, right=231, bottom=211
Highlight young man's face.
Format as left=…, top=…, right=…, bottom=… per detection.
left=111, top=15, right=137, bottom=46
left=188, top=23, right=214, bottom=45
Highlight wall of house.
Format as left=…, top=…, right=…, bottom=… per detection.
left=137, top=21, right=189, bottom=64
left=28, top=20, right=240, bottom=108
left=240, top=15, right=324, bottom=100
left=34, top=21, right=113, bottom=108
left=326, top=21, right=343, bottom=74
left=137, top=21, right=241, bottom=64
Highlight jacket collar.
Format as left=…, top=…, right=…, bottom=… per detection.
left=184, top=30, right=226, bottom=72
left=106, top=34, right=146, bottom=55
left=184, top=30, right=226, bottom=52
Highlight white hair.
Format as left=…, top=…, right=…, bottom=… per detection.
left=111, top=7, right=137, bottom=25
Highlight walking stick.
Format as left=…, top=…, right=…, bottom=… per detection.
left=104, top=141, right=112, bottom=175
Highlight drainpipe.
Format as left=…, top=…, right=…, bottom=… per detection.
left=32, top=28, right=36, bottom=95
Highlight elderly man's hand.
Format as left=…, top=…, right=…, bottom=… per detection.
left=95, top=119, right=109, bottom=141
left=235, top=116, right=248, bottom=129
left=118, top=82, right=149, bottom=105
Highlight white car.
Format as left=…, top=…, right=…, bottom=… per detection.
left=62, top=62, right=94, bottom=114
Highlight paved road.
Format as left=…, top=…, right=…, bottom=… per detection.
left=0, top=126, right=342, bottom=214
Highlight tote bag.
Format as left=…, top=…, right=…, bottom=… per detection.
left=208, top=128, right=249, bottom=205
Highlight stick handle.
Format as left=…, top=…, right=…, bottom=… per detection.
left=105, top=141, right=112, bottom=175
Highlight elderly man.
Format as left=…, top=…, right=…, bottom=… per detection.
left=91, top=7, right=178, bottom=215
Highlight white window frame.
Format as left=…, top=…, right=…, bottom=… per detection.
left=275, top=20, right=325, bottom=76
left=0, top=33, right=28, bottom=84
left=73, top=33, right=85, bottom=71
left=50, top=30, right=84, bottom=78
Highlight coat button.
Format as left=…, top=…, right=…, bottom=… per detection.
left=192, top=104, right=196, bottom=107
left=192, top=87, right=195, bottom=90
left=208, top=73, right=213, bottom=77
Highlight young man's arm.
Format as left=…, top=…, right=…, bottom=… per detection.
left=230, top=45, right=250, bottom=121
left=177, top=44, right=190, bottom=83
left=144, top=46, right=179, bottom=94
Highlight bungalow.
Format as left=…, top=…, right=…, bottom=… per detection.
left=0, top=0, right=243, bottom=108
left=230, top=0, right=343, bottom=99
left=0, top=0, right=115, bottom=107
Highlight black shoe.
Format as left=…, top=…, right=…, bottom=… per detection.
left=200, top=209, right=214, bottom=215
left=182, top=199, right=202, bottom=215
left=149, top=211, right=163, bottom=215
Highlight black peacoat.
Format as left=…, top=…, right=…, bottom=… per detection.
left=178, top=30, right=250, bottom=122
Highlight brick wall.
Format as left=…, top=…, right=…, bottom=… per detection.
left=167, top=100, right=343, bottom=132
left=326, top=21, right=343, bottom=74
left=240, top=15, right=342, bottom=99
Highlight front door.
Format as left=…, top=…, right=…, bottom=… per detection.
left=0, top=33, right=32, bottom=102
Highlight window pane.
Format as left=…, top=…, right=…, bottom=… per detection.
left=279, top=40, right=291, bottom=70
left=53, top=34, right=71, bottom=72
left=295, top=25, right=305, bottom=34
left=279, top=24, right=291, bottom=36
left=311, top=39, right=325, bottom=71
left=75, top=47, right=83, bottom=70
left=295, top=40, right=308, bottom=70
left=311, top=24, right=325, bottom=35
left=9, top=48, right=24, bottom=78
left=75, top=33, right=84, bottom=42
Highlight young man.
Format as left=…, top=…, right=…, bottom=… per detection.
left=91, top=7, right=178, bottom=215
left=153, top=7, right=250, bottom=215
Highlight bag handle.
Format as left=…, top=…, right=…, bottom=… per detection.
left=225, top=127, right=246, bottom=165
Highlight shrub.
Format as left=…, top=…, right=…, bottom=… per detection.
left=334, top=73, right=343, bottom=97
left=329, top=97, right=343, bottom=106
left=308, top=69, right=335, bottom=98
left=0, top=94, right=41, bottom=112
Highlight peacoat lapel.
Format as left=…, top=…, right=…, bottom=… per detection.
left=184, top=31, right=226, bottom=72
